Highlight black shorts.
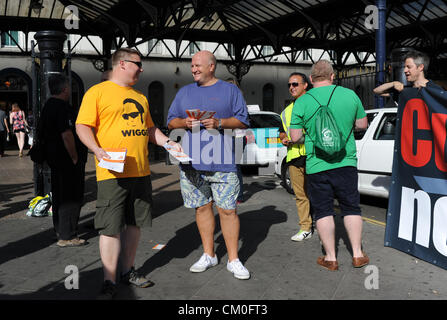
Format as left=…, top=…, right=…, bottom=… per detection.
left=95, top=176, right=153, bottom=236
left=307, top=166, right=361, bottom=221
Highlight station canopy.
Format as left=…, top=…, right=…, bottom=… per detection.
left=1, top=0, right=447, bottom=66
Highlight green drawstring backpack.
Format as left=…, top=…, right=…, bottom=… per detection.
left=305, top=86, right=352, bottom=159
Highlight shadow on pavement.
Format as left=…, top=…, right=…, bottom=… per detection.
left=139, top=214, right=204, bottom=276
left=0, top=267, right=120, bottom=300
left=316, top=215, right=364, bottom=259
left=139, top=205, right=287, bottom=277
left=0, top=182, right=34, bottom=218
left=151, top=190, right=184, bottom=219
left=216, top=205, right=287, bottom=263
left=242, top=179, right=278, bottom=203
left=0, top=214, right=98, bottom=267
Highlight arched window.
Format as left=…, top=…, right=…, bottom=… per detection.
left=262, top=83, right=274, bottom=112
left=0, top=68, right=32, bottom=115
left=70, top=71, right=84, bottom=112
left=148, top=81, right=165, bottom=128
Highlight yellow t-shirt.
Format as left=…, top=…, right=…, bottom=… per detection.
left=76, top=81, right=155, bottom=181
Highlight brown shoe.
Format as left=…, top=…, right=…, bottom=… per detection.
left=352, top=252, right=369, bottom=268
left=317, top=256, right=339, bottom=271
left=57, top=238, right=86, bottom=247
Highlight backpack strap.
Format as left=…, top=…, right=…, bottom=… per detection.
left=304, top=85, right=338, bottom=125
left=326, top=85, right=338, bottom=107
left=327, top=86, right=354, bottom=145
left=324, top=85, right=354, bottom=145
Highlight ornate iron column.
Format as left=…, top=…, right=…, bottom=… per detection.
left=224, top=42, right=252, bottom=85
left=224, top=61, right=252, bottom=85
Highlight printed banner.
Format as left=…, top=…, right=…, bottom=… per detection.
left=385, top=82, right=447, bottom=270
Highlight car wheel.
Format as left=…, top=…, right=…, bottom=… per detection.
left=281, top=159, right=294, bottom=194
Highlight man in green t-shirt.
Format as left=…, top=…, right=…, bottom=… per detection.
left=289, top=60, right=369, bottom=271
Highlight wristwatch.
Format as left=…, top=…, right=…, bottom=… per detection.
left=218, top=118, right=222, bottom=130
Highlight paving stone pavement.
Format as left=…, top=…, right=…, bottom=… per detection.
left=0, top=148, right=446, bottom=306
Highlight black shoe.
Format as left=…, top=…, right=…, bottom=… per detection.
left=96, top=280, right=117, bottom=300
left=120, top=267, right=154, bottom=288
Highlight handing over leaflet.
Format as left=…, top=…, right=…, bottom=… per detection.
left=98, top=148, right=127, bottom=173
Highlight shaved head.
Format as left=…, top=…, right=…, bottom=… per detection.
left=193, top=50, right=216, bottom=69
left=191, top=50, right=218, bottom=86
left=310, top=60, right=334, bottom=82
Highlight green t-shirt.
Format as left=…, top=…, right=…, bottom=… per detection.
left=290, top=85, right=366, bottom=174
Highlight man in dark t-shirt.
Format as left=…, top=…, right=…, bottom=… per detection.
left=373, top=50, right=434, bottom=104
left=0, top=107, right=9, bottom=157
left=40, top=74, right=87, bottom=247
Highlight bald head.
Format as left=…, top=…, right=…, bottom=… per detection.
left=191, top=50, right=218, bottom=86
left=193, top=50, right=216, bottom=69
left=310, top=60, right=334, bottom=83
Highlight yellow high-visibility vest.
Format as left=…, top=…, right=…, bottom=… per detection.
left=280, top=102, right=306, bottom=163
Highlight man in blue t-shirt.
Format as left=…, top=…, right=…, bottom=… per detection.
left=167, top=50, right=250, bottom=280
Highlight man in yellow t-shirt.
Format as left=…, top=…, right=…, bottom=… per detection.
left=76, top=48, right=181, bottom=299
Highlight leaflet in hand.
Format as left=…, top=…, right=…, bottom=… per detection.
left=186, top=109, right=216, bottom=120
left=163, top=143, right=193, bottom=163
left=98, top=148, right=127, bottom=173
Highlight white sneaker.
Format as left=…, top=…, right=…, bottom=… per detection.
left=291, top=229, right=312, bottom=242
left=189, top=253, right=218, bottom=273
left=227, top=259, right=250, bottom=280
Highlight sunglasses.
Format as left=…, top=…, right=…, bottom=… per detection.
left=124, top=60, right=143, bottom=68
left=288, top=82, right=302, bottom=88
left=122, top=112, right=140, bottom=120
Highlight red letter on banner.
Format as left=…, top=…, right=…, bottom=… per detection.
left=432, top=113, right=447, bottom=172
left=401, top=99, right=432, bottom=167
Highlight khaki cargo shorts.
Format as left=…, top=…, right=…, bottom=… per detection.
left=95, top=176, right=153, bottom=236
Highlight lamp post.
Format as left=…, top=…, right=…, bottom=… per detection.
left=375, top=0, right=386, bottom=108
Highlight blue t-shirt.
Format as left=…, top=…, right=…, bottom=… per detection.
left=167, top=80, right=249, bottom=172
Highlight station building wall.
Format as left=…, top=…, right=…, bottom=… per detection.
left=0, top=55, right=312, bottom=126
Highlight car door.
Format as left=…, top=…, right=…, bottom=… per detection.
left=357, top=110, right=397, bottom=198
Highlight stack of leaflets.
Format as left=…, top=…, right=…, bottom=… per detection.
left=186, top=109, right=216, bottom=120
left=98, top=148, right=127, bottom=173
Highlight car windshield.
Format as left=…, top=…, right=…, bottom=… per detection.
left=249, top=114, right=282, bottom=128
